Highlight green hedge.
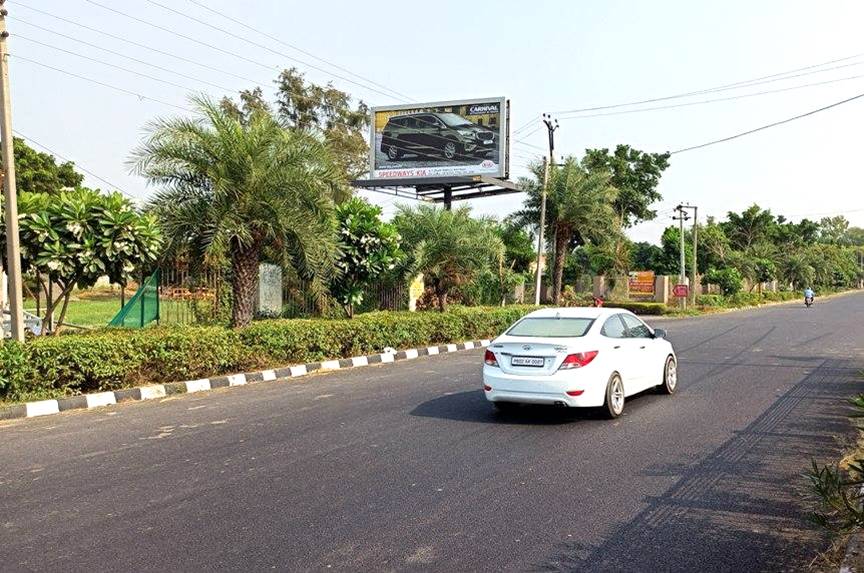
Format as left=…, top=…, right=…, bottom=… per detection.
left=604, top=301, right=667, bottom=315
left=0, top=306, right=535, bottom=403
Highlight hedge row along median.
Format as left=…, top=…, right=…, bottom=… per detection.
left=0, top=306, right=536, bottom=403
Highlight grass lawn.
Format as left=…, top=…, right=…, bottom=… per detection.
left=25, top=290, right=123, bottom=328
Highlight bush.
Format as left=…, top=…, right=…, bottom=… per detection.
left=604, top=301, right=667, bottom=315
left=696, top=294, right=725, bottom=308
left=0, top=306, right=537, bottom=403
left=702, top=267, right=743, bottom=296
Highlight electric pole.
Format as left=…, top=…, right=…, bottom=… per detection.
left=533, top=113, right=558, bottom=305
left=534, top=155, right=549, bottom=305
left=673, top=205, right=690, bottom=309
left=679, top=204, right=698, bottom=305
left=0, top=3, right=24, bottom=342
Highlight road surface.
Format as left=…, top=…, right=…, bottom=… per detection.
left=3, top=293, right=864, bottom=572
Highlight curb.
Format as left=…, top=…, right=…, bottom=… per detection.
left=0, top=339, right=491, bottom=422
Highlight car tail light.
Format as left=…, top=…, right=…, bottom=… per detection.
left=484, top=350, right=499, bottom=367
left=484, top=384, right=493, bottom=392
left=566, top=390, right=584, bottom=396
left=559, top=351, right=598, bottom=370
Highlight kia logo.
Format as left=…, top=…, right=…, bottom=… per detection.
left=522, top=345, right=532, bottom=351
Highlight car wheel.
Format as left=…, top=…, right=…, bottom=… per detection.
left=386, top=144, right=401, bottom=160
left=658, top=355, right=677, bottom=395
left=604, top=373, right=625, bottom=419
left=443, top=140, right=459, bottom=160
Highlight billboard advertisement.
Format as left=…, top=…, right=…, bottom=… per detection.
left=369, top=97, right=507, bottom=180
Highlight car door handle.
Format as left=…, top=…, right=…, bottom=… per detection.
left=613, top=345, right=621, bottom=349
left=640, top=345, right=646, bottom=349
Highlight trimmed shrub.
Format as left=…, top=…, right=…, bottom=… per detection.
left=1, top=306, right=536, bottom=402
left=696, top=294, right=725, bottom=308
left=604, top=301, right=667, bottom=315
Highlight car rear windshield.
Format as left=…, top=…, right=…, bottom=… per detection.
left=506, top=317, right=594, bottom=338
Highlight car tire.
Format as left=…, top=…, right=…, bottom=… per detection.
left=442, top=140, right=460, bottom=161
left=658, top=355, right=677, bottom=395
left=603, top=373, right=625, bottom=419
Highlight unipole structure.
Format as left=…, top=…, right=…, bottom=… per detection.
left=0, top=2, right=24, bottom=342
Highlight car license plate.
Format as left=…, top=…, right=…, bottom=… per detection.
left=482, top=140, right=493, bottom=145
left=511, top=356, right=544, bottom=367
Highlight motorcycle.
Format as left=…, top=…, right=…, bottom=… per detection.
left=805, top=296, right=814, bottom=308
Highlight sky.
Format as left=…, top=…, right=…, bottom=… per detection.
left=9, top=0, right=864, bottom=245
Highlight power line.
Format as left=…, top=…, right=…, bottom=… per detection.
left=15, top=19, right=236, bottom=92
left=182, top=0, right=415, bottom=102
left=553, top=53, right=864, bottom=115
left=16, top=35, right=203, bottom=93
left=11, top=54, right=193, bottom=111
left=16, top=3, right=265, bottom=85
left=13, top=130, right=138, bottom=200
left=86, top=0, right=400, bottom=105
left=559, top=71, right=864, bottom=121
left=671, top=90, right=864, bottom=154
left=142, top=0, right=407, bottom=102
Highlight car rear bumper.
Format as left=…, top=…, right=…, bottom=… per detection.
left=482, top=367, right=606, bottom=408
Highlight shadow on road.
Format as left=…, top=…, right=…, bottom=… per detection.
left=410, top=389, right=661, bottom=425
left=537, top=357, right=864, bottom=572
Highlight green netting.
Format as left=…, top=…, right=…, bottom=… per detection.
left=108, top=270, right=160, bottom=328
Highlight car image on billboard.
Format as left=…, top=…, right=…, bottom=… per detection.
left=370, top=97, right=507, bottom=180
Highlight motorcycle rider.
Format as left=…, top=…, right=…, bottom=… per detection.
left=804, top=286, right=814, bottom=304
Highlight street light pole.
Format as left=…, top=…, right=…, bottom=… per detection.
left=0, top=4, right=24, bottom=342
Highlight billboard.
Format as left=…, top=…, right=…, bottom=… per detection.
left=369, top=97, right=508, bottom=181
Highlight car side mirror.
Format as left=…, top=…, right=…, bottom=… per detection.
left=653, top=329, right=667, bottom=339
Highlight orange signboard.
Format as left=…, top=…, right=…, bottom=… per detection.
left=628, top=271, right=655, bottom=295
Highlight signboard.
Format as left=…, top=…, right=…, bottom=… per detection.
left=628, top=271, right=655, bottom=295
left=369, top=97, right=508, bottom=181
left=673, top=284, right=689, bottom=298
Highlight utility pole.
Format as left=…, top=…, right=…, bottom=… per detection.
left=534, top=155, right=549, bottom=305
left=0, top=3, right=24, bottom=342
left=679, top=204, right=698, bottom=305
left=543, top=113, right=561, bottom=304
left=533, top=114, right=558, bottom=305
left=673, top=205, right=690, bottom=309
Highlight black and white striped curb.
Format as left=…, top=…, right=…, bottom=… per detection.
left=0, top=339, right=491, bottom=422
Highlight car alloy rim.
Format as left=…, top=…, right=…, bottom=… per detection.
left=667, top=359, right=677, bottom=389
left=444, top=142, right=456, bottom=159
left=611, top=377, right=624, bottom=414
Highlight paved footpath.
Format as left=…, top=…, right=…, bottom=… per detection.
left=2, top=293, right=864, bottom=572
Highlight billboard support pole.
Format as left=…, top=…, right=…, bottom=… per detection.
left=443, top=187, right=452, bottom=210
left=534, top=155, right=549, bottom=306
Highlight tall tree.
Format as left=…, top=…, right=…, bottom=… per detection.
left=582, top=144, right=670, bottom=227
left=220, top=68, right=370, bottom=182
left=133, top=96, right=343, bottom=327
left=723, top=204, right=776, bottom=251
left=514, top=157, right=618, bottom=303
left=394, top=204, right=502, bottom=312
left=819, top=215, right=851, bottom=245
left=2, top=138, right=84, bottom=195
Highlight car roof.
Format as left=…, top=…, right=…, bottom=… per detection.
left=521, top=307, right=633, bottom=320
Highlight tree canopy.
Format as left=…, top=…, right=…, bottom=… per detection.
left=3, top=138, right=84, bottom=195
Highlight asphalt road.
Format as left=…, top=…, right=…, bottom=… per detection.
left=3, top=293, right=864, bottom=572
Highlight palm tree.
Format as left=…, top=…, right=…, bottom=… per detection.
left=394, top=204, right=503, bottom=312
left=514, top=157, right=617, bottom=304
left=131, top=96, right=343, bottom=327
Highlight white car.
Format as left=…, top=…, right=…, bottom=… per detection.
left=482, top=307, right=677, bottom=418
